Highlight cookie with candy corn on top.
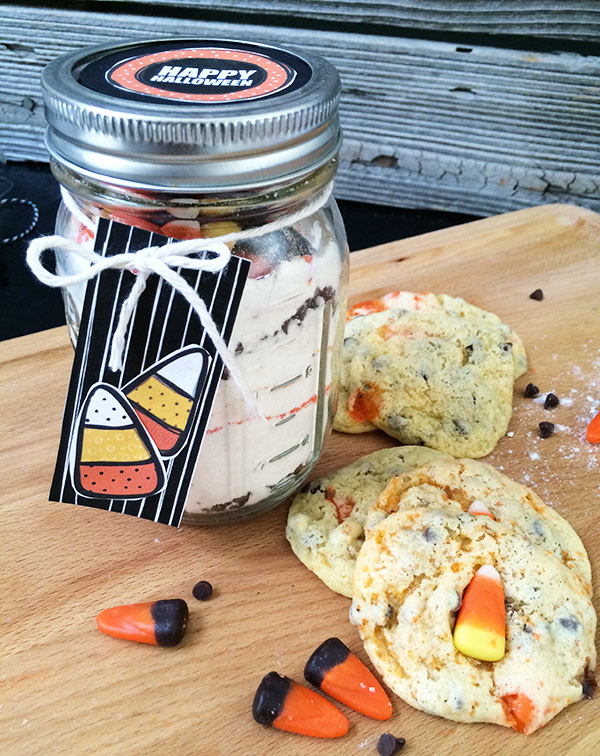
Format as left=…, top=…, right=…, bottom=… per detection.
left=334, top=291, right=527, bottom=438
left=123, top=346, right=210, bottom=458
left=71, top=383, right=165, bottom=498
left=352, top=507, right=596, bottom=733
left=364, top=457, right=591, bottom=591
left=286, top=446, right=450, bottom=597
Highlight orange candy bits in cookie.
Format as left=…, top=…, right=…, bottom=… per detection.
left=501, top=692, right=536, bottom=734
left=346, top=299, right=387, bottom=321
left=325, top=486, right=356, bottom=524
left=347, top=383, right=382, bottom=423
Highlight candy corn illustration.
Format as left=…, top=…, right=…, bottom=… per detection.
left=453, top=564, right=506, bottom=662
left=304, top=637, right=392, bottom=720
left=96, top=599, right=189, bottom=646
left=71, top=383, right=165, bottom=498
left=123, top=346, right=210, bottom=458
left=253, top=672, right=349, bottom=738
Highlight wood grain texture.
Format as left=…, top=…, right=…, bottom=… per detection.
left=108, top=0, right=600, bottom=41
left=1, top=5, right=599, bottom=216
left=1, top=204, right=599, bottom=754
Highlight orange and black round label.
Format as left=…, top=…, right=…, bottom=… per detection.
left=78, top=40, right=311, bottom=106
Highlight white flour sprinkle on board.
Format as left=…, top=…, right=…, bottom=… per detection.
left=487, top=340, right=599, bottom=533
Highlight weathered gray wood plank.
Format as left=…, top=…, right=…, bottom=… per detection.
left=1, top=5, right=599, bottom=216
left=107, top=0, right=600, bottom=41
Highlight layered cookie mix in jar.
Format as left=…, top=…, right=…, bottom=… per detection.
left=41, top=39, right=348, bottom=522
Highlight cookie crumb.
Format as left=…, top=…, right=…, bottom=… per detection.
left=544, top=392, right=560, bottom=409
left=529, top=289, right=544, bottom=301
left=539, top=421, right=555, bottom=438
left=524, top=383, right=539, bottom=398
left=506, top=431, right=515, bottom=438
left=192, top=580, right=213, bottom=601
left=377, top=732, right=406, bottom=755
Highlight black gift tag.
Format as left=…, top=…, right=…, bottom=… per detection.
left=50, top=218, right=249, bottom=526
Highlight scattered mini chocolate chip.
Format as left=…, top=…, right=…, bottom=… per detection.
left=559, top=616, right=579, bottom=631
left=423, top=526, right=437, bottom=543
left=500, top=342, right=512, bottom=352
left=524, top=383, right=539, bottom=398
left=302, top=479, right=324, bottom=495
left=539, top=421, right=555, bottom=438
left=544, top=392, right=560, bottom=409
left=377, top=732, right=406, bottom=756
left=449, top=591, right=462, bottom=631
left=452, top=419, right=470, bottom=436
left=529, top=288, right=544, bottom=301
left=582, top=665, right=598, bottom=699
left=192, top=580, right=213, bottom=601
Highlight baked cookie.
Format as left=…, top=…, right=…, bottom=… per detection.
left=352, top=507, right=597, bottom=733
left=364, top=457, right=592, bottom=591
left=285, top=446, right=449, bottom=597
left=434, top=294, right=527, bottom=379
left=334, top=292, right=526, bottom=439
left=336, top=293, right=441, bottom=434
left=346, top=307, right=518, bottom=457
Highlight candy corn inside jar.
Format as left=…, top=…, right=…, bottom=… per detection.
left=41, top=39, right=348, bottom=523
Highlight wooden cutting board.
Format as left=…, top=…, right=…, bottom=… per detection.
left=2, top=204, right=599, bottom=755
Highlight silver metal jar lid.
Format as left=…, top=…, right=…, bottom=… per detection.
left=41, top=38, right=342, bottom=191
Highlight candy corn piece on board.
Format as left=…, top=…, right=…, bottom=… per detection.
left=96, top=599, right=189, bottom=646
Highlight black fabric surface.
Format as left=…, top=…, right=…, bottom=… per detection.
left=0, top=161, right=480, bottom=341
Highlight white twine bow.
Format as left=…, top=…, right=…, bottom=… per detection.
left=26, top=182, right=333, bottom=421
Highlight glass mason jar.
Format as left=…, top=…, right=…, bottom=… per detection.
left=42, top=39, right=348, bottom=523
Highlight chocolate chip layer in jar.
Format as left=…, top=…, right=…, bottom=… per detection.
left=44, top=38, right=348, bottom=522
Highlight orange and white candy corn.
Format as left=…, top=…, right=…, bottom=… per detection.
left=453, top=564, right=506, bottom=662
left=467, top=500, right=495, bottom=519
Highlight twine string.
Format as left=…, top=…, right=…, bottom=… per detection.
left=27, top=182, right=333, bottom=420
